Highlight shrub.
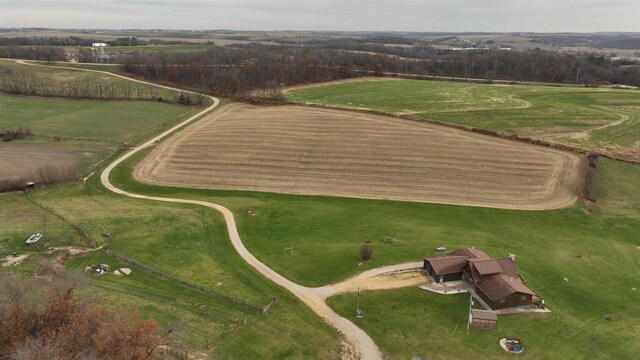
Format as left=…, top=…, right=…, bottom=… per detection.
left=360, top=244, right=373, bottom=261
left=1, top=125, right=33, bottom=142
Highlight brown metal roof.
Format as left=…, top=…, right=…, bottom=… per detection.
left=424, top=255, right=468, bottom=275
left=448, top=247, right=490, bottom=259
left=469, top=259, right=503, bottom=275
left=476, top=273, right=535, bottom=302
left=495, top=258, right=518, bottom=278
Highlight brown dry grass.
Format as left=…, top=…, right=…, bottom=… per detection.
left=135, top=104, right=584, bottom=210
left=0, top=145, right=77, bottom=182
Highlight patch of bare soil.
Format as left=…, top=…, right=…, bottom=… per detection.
left=1, top=253, right=30, bottom=267
left=330, top=270, right=432, bottom=295
left=341, top=340, right=360, bottom=360
left=135, top=103, right=584, bottom=210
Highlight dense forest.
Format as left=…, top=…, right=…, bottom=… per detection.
left=119, top=44, right=640, bottom=97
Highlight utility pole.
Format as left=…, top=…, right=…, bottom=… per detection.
left=356, top=288, right=363, bottom=318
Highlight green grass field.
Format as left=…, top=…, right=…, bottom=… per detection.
left=0, top=95, right=343, bottom=358
left=107, top=139, right=640, bottom=359
left=0, top=183, right=342, bottom=358
left=105, top=44, right=214, bottom=54
left=0, top=95, right=198, bottom=177
left=50, top=63, right=122, bottom=72
left=0, top=95, right=194, bottom=142
left=287, top=79, right=640, bottom=156
left=2, top=69, right=639, bottom=358
left=0, top=60, right=203, bottom=178
left=327, top=285, right=639, bottom=360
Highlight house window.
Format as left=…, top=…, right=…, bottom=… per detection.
left=521, top=295, right=527, bottom=301
left=499, top=299, right=506, bottom=304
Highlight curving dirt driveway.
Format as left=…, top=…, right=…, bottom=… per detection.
left=98, top=93, right=386, bottom=360
left=13, top=61, right=385, bottom=359
left=15, top=60, right=434, bottom=359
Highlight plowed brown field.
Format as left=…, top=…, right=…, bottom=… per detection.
left=135, top=104, right=584, bottom=210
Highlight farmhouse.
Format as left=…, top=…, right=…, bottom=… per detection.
left=424, top=248, right=537, bottom=310
left=423, top=247, right=489, bottom=283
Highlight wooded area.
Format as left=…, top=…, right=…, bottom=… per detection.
left=119, top=45, right=640, bottom=97
left=2, top=36, right=638, bottom=96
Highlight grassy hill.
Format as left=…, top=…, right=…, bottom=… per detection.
left=0, top=61, right=202, bottom=183
left=3, top=65, right=639, bottom=359
left=109, top=141, right=640, bottom=359
left=287, top=79, right=640, bottom=160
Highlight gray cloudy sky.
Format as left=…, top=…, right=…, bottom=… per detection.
left=1, top=0, right=638, bottom=32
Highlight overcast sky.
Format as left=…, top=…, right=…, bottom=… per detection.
left=1, top=0, right=638, bottom=32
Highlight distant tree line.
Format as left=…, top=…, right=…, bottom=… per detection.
left=1, top=46, right=65, bottom=62
left=276, top=39, right=640, bottom=85
left=118, top=44, right=640, bottom=98
left=3, top=38, right=638, bottom=94
left=120, top=46, right=353, bottom=97
left=0, top=36, right=205, bottom=47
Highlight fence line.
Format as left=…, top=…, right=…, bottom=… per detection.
left=104, top=250, right=276, bottom=314
left=24, top=189, right=96, bottom=248
left=262, top=297, right=278, bottom=314
left=167, top=348, right=187, bottom=360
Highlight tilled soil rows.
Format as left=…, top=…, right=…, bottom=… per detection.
left=135, top=104, right=583, bottom=210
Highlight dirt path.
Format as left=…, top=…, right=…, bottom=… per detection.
left=314, top=261, right=427, bottom=299
left=100, top=129, right=386, bottom=360
left=14, top=60, right=384, bottom=360
left=1, top=253, right=30, bottom=267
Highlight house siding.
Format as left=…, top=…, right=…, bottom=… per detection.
left=423, top=260, right=463, bottom=283
left=476, top=288, right=533, bottom=310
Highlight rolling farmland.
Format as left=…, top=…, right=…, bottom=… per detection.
left=287, top=78, right=640, bottom=161
left=136, top=103, right=583, bottom=210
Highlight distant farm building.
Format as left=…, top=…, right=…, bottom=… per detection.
left=424, top=248, right=537, bottom=310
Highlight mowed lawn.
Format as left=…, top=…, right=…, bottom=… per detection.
left=112, top=144, right=640, bottom=359
left=287, top=79, right=640, bottom=153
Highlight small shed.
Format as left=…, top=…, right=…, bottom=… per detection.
left=469, top=309, right=497, bottom=330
